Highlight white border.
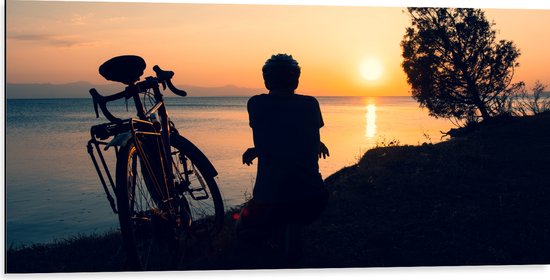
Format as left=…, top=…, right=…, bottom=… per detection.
left=3, top=0, right=550, bottom=279
left=14, top=0, right=550, bottom=10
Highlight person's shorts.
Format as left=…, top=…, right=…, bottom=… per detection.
left=236, top=190, right=328, bottom=232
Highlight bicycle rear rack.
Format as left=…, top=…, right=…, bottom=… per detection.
left=87, top=138, right=118, bottom=214
left=87, top=118, right=158, bottom=214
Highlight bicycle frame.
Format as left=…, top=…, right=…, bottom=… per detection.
left=87, top=74, right=181, bottom=214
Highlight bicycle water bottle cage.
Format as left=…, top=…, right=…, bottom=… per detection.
left=99, top=55, right=146, bottom=85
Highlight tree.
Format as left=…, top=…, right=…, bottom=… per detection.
left=401, top=8, right=521, bottom=122
left=511, top=81, right=550, bottom=116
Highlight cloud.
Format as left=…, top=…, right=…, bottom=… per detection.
left=71, top=13, right=90, bottom=25
left=107, top=16, right=129, bottom=23
left=8, top=32, right=96, bottom=48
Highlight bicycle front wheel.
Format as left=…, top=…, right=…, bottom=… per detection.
left=170, top=134, right=224, bottom=238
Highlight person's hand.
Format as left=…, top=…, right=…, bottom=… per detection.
left=242, top=147, right=258, bottom=166
left=319, top=141, right=330, bottom=159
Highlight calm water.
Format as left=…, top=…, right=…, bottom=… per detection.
left=6, top=96, right=452, bottom=246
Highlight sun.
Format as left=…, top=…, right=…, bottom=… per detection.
left=359, top=58, right=384, bottom=81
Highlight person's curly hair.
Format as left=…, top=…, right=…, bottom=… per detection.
left=262, top=54, right=301, bottom=91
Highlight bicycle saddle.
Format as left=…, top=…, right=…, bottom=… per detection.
left=99, top=55, right=146, bottom=85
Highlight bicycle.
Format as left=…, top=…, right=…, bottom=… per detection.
left=86, top=55, right=224, bottom=270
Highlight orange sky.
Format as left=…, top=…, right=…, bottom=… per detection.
left=6, top=1, right=550, bottom=96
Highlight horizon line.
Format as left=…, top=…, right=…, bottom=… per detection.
left=5, top=95, right=414, bottom=100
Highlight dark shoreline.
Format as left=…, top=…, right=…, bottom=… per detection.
left=7, top=113, right=550, bottom=272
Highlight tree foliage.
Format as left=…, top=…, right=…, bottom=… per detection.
left=401, top=8, right=521, bottom=122
left=508, top=81, right=550, bottom=116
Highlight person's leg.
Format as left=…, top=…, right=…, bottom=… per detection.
left=283, top=222, right=302, bottom=265
left=281, top=191, right=329, bottom=265
left=235, top=199, right=280, bottom=242
left=294, top=189, right=329, bottom=225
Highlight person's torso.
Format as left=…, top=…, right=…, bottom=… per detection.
left=248, top=93, right=325, bottom=203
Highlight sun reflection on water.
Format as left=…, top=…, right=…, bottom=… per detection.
left=366, top=103, right=377, bottom=138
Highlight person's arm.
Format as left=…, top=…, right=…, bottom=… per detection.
left=242, top=147, right=258, bottom=165
left=312, top=97, right=329, bottom=159
left=319, top=141, right=329, bottom=159
left=244, top=96, right=260, bottom=166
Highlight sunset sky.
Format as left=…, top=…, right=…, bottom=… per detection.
left=6, top=0, right=550, bottom=96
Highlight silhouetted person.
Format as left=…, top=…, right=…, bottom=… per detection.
left=236, top=54, right=329, bottom=261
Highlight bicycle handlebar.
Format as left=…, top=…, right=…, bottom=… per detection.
left=90, top=65, right=187, bottom=123
left=153, top=65, right=187, bottom=97
left=90, top=88, right=127, bottom=122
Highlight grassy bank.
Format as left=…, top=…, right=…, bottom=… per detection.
left=7, top=113, right=550, bottom=272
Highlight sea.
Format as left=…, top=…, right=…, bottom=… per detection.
left=6, top=96, right=453, bottom=246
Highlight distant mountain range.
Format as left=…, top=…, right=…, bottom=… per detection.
left=5, top=82, right=264, bottom=99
